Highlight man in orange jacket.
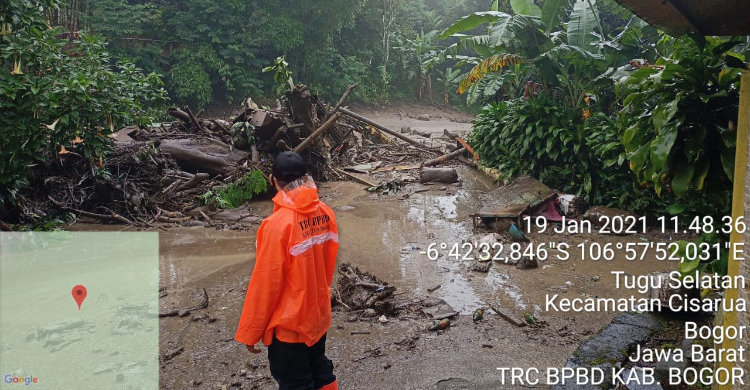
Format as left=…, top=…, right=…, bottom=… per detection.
left=236, top=152, right=339, bottom=390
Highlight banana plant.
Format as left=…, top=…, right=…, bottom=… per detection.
left=435, top=67, right=462, bottom=104
left=393, top=30, right=442, bottom=101
left=438, top=0, right=609, bottom=107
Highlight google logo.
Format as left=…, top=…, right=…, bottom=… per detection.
left=3, top=375, right=39, bottom=385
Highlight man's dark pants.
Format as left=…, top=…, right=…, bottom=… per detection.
left=268, top=333, right=336, bottom=390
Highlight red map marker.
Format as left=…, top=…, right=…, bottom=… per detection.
left=72, top=285, right=87, bottom=310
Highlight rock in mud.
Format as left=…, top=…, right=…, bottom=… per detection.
left=416, top=114, right=431, bottom=121
left=410, top=128, right=431, bottom=138
left=648, top=271, right=700, bottom=312
left=516, top=256, right=538, bottom=270
left=472, top=261, right=491, bottom=273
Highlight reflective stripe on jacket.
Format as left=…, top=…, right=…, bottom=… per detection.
left=235, top=176, right=338, bottom=347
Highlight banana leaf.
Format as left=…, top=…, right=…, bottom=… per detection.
left=511, top=0, right=542, bottom=17
left=439, top=12, right=510, bottom=39
left=567, top=0, right=599, bottom=52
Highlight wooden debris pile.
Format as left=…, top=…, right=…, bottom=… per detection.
left=335, top=263, right=397, bottom=315
left=3, top=83, right=476, bottom=229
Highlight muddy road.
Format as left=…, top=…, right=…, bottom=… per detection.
left=150, top=163, right=683, bottom=390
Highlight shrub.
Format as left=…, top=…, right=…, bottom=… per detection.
left=471, top=94, right=601, bottom=204
left=0, top=0, right=167, bottom=210
left=200, top=170, right=268, bottom=209
left=471, top=94, right=666, bottom=211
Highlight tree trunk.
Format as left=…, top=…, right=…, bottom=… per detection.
left=419, top=168, right=458, bottom=184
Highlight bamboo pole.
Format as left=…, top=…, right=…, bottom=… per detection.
left=293, top=114, right=341, bottom=153
left=422, top=147, right=467, bottom=167
left=338, top=107, right=435, bottom=150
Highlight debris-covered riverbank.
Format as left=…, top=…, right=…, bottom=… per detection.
left=4, top=86, right=473, bottom=231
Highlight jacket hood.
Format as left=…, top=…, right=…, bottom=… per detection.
left=272, top=175, right=320, bottom=215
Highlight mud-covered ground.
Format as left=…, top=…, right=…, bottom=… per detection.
left=65, top=106, right=688, bottom=389
left=151, top=163, right=689, bottom=390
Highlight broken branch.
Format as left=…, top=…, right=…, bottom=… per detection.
left=324, top=83, right=359, bottom=121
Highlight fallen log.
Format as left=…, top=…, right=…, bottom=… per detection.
left=419, top=168, right=458, bottom=184
left=422, top=147, right=466, bottom=167
left=266, top=126, right=287, bottom=152
left=276, top=139, right=292, bottom=151
left=209, top=119, right=231, bottom=135
left=251, top=145, right=260, bottom=162
left=293, top=113, right=342, bottom=153
left=164, top=169, right=195, bottom=180
left=455, top=136, right=478, bottom=160
left=286, top=86, right=317, bottom=135
left=157, top=216, right=192, bottom=224
left=159, top=138, right=247, bottom=175
left=339, top=107, right=436, bottom=150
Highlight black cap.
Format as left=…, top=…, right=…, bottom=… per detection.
left=272, top=151, right=306, bottom=183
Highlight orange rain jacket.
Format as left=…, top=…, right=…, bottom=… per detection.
left=235, top=176, right=339, bottom=347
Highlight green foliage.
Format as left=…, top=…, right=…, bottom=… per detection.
left=585, top=112, right=670, bottom=212
left=200, top=170, right=267, bottom=209
left=393, top=29, right=442, bottom=101
left=510, top=0, right=542, bottom=17
left=0, top=0, right=167, bottom=204
left=567, top=0, right=602, bottom=52
left=168, top=47, right=218, bottom=108
left=618, top=36, right=743, bottom=212
left=262, top=56, right=295, bottom=97
left=471, top=95, right=597, bottom=204
left=438, top=0, right=656, bottom=108
left=471, top=95, right=669, bottom=211
left=438, top=1, right=609, bottom=106
left=48, top=0, right=489, bottom=106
